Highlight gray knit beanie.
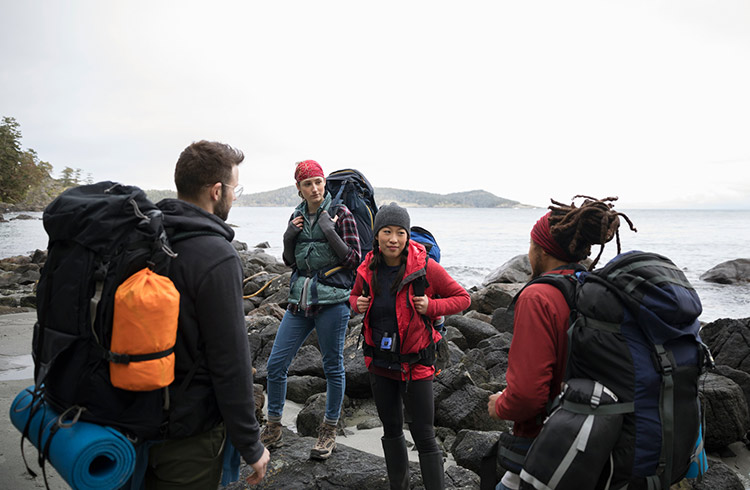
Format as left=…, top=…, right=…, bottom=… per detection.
left=374, top=202, right=411, bottom=235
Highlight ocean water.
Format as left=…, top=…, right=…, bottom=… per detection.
left=2, top=207, right=749, bottom=323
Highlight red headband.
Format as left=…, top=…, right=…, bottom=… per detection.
left=530, top=212, right=575, bottom=263
left=294, top=160, right=324, bottom=183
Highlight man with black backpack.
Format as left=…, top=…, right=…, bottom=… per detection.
left=149, top=141, right=269, bottom=488
left=486, top=196, right=707, bottom=490
left=486, top=199, right=603, bottom=490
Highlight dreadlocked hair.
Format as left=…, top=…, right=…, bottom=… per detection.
left=547, top=195, right=637, bottom=270
left=368, top=239, right=409, bottom=296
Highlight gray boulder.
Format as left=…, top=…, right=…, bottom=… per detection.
left=247, top=303, right=286, bottom=321
left=286, top=375, right=328, bottom=404
left=483, top=254, right=531, bottom=285
left=443, top=325, right=468, bottom=351
left=477, top=333, right=512, bottom=387
left=0, top=296, right=18, bottom=307
left=451, top=429, right=504, bottom=475
left=243, top=271, right=276, bottom=295
left=239, top=248, right=288, bottom=276
left=256, top=319, right=280, bottom=349
left=232, top=239, right=248, bottom=251
left=260, top=286, right=290, bottom=308
left=436, top=384, right=509, bottom=432
left=700, top=373, right=749, bottom=450
left=288, top=345, right=325, bottom=377
left=491, top=307, right=514, bottom=334
left=434, top=363, right=481, bottom=407
left=226, top=427, right=479, bottom=489
left=446, top=341, right=465, bottom=368
left=296, top=393, right=350, bottom=437
left=251, top=341, right=274, bottom=383
left=688, top=459, right=743, bottom=490
left=700, top=258, right=750, bottom=284
left=344, top=325, right=372, bottom=398
left=31, top=249, right=47, bottom=263
left=700, top=318, right=750, bottom=374
left=445, top=315, right=498, bottom=349
left=469, top=284, right=518, bottom=315
left=712, top=365, right=750, bottom=413
left=464, top=310, right=492, bottom=324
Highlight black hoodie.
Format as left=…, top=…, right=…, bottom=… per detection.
left=157, top=198, right=264, bottom=465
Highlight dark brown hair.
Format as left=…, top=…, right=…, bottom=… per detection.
left=174, top=140, right=244, bottom=200
left=548, top=195, right=637, bottom=270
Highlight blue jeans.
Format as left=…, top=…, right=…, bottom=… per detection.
left=266, top=302, right=350, bottom=423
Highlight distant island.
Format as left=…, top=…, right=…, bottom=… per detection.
left=229, top=186, right=534, bottom=208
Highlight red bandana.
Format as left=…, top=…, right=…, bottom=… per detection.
left=530, top=212, right=575, bottom=263
left=294, top=160, right=324, bottom=183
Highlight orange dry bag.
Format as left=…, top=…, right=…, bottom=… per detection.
left=110, top=268, right=180, bottom=391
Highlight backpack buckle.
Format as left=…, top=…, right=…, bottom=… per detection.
left=654, top=345, right=674, bottom=375
left=107, top=352, right=131, bottom=364
left=93, top=261, right=109, bottom=282
left=657, top=352, right=673, bottom=375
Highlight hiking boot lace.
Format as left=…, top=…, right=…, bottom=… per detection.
left=311, top=422, right=337, bottom=458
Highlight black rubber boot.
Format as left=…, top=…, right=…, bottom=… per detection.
left=418, top=451, right=445, bottom=490
left=382, top=435, right=409, bottom=490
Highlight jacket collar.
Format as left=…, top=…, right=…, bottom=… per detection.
left=360, top=240, right=429, bottom=292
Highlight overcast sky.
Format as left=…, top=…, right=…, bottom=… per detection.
left=2, top=1, right=749, bottom=209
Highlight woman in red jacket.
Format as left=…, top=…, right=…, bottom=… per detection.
left=350, top=203, right=470, bottom=490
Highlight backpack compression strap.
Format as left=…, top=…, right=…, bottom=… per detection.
left=647, top=344, right=676, bottom=490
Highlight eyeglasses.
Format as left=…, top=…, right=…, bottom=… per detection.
left=222, top=183, right=244, bottom=199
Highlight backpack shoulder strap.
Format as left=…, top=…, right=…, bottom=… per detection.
left=508, top=265, right=583, bottom=313
left=411, top=256, right=430, bottom=298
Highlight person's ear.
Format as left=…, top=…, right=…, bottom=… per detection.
left=209, top=182, right=223, bottom=202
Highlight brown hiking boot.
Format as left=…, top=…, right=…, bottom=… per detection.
left=309, top=422, right=337, bottom=460
left=260, top=421, right=283, bottom=449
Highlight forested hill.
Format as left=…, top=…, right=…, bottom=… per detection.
left=237, top=186, right=532, bottom=208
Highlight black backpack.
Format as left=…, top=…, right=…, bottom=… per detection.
left=32, top=181, right=176, bottom=441
left=325, top=169, right=377, bottom=260
left=485, top=251, right=710, bottom=490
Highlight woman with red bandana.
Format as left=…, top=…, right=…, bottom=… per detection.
left=351, top=203, right=470, bottom=490
left=486, top=196, right=634, bottom=490
left=261, top=160, right=361, bottom=460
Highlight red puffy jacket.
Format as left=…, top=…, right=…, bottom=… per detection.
left=349, top=241, right=470, bottom=381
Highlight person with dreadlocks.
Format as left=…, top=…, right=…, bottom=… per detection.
left=487, top=196, right=636, bottom=490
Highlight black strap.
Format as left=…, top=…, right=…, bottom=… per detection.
left=35, top=404, right=85, bottom=490
left=174, top=352, right=205, bottom=407
left=480, top=439, right=501, bottom=490
left=18, top=387, right=45, bottom=479
left=362, top=342, right=436, bottom=367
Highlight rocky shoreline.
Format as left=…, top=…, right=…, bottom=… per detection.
left=2, top=243, right=750, bottom=488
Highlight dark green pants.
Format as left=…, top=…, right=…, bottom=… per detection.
left=145, top=424, right=226, bottom=490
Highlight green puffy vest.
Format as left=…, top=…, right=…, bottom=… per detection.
left=288, top=194, right=351, bottom=306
